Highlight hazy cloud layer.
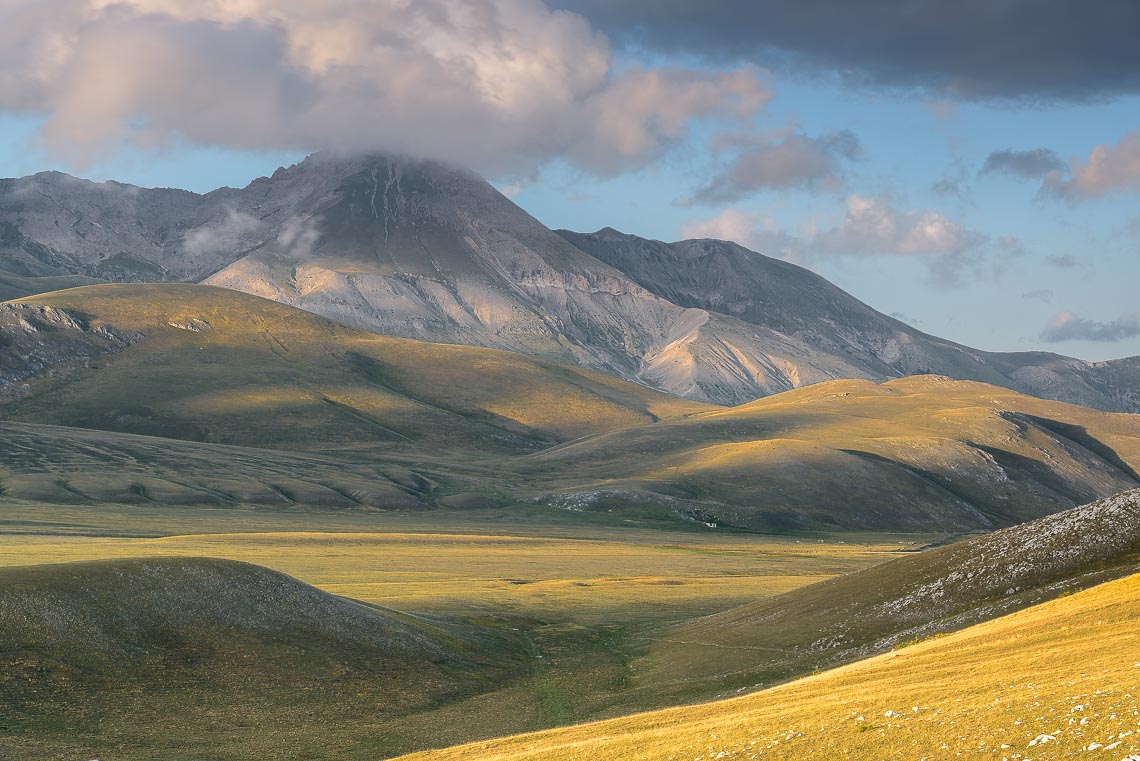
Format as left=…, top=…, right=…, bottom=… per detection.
left=1021, top=289, right=1054, bottom=304
left=1045, top=254, right=1083, bottom=270
left=557, top=1, right=1140, bottom=100
left=980, top=148, right=1064, bottom=180
left=681, top=195, right=1001, bottom=285
left=693, top=130, right=859, bottom=202
left=0, top=0, right=770, bottom=174
left=1042, top=131, right=1140, bottom=201
left=182, top=211, right=261, bottom=257
left=1040, top=311, right=1140, bottom=342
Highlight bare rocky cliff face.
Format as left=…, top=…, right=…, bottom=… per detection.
left=0, top=303, right=140, bottom=389
left=560, top=227, right=1140, bottom=412
left=0, top=153, right=1137, bottom=410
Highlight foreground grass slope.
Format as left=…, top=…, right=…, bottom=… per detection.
left=524, top=375, right=1140, bottom=530
left=0, top=516, right=913, bottom=759
left=1, top=283, right=707, bottom=451
left=636, top=488, right=1140, bottom=706
left=399, top=568, right=1140, bottom=761
left=0, top=557, right=527, bottom=760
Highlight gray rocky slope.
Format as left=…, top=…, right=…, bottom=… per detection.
left=1, top=153, right=1137, bottom=409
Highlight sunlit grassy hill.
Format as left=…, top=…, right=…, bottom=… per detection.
left=1, top=283, right=707, bottom=452
left=398, top=565, right=1140, bottom=761
left=4, top=284, right=1140, bottom=531
left=523, top=375, right=1140, bottom=530
left=634, top=488, right=1140, bottom=706
left=0, top=557, right=527, bottom=760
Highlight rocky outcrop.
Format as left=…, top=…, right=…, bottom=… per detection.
left=0, top=303, right=141, bottom=389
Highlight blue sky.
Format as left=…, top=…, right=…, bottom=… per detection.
left=517, top=79, right=1140, bottom=361
left=1, top=1, right=1137, bottom=361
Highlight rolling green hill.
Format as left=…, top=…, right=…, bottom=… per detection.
left=1, top=284, right=708, bottom=452
left=521, top=376, right=1140, bottom=531
left=4, top=284, right=1140, bottom=533
left=0, top=557, right=528, bottom=760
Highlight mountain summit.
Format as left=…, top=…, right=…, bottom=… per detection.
left=1, top=153, right=1137, bottom=409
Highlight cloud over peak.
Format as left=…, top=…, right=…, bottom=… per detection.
left=0, top=0, right=770, bottom=175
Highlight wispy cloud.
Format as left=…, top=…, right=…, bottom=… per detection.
left=1040, top=311, right=1140, bottom=342
left=1021, top=288, right=1054, bottom=304
left=979, top=148, right=1064, bottom=180
left=690, top=130, right=860, bottom=203
left=680, top=194, right=1013, bottom=286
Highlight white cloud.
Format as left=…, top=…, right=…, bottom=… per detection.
left=182, top=210, right=261, bottom=257
left=813, top=194, right=986, bottom=257
left=0, top=0, right=771, bottom=175
left=1041, top=130, right=1140, bottom=200
left=680, top=194, right=1005, bottom=286
left=680, top=208, right=762, bottom=243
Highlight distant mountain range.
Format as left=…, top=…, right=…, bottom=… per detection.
left=1, top=153, right=1137, bottom=410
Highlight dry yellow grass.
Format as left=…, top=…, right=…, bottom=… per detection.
left=523, top=375, right=1140, bottom=531
left=0, top=529, right=911, bottom=624
left=397, top=570, right=1140, bottom=760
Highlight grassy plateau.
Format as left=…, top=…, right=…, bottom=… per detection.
left=2, top=283, right=1140, bottom=759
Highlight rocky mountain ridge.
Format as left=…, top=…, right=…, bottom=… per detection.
left=1, top=153, right=1137, bottom=409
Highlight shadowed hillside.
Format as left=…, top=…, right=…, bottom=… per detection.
left=0, top=283, right=707, bottom=452
left=4, top=285, right=1140, bottom=532
left=0, top=420, right=464, bottom=508
left=0, top=557, right=528, bottom=760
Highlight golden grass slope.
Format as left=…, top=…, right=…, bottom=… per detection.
left=634, top=488, right=1140, bottom=706
left=2, top=283, right=708, bottom=452
left=398, top=568, right=1140, bottom=761
left=523, top=375, right=1140, bottom=530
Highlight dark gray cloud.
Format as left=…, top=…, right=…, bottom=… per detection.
left=980, top=149, right=1065, bottom=180
left=557, top=1, right=1140, bottom=100
left=1040, top=311, right=1140, bottom=342
left=693, top=130, right=860, bottom=202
